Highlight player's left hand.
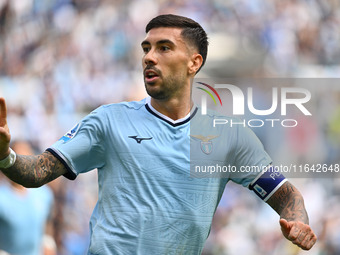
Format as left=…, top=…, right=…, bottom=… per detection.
left=279, top=218, right=317, bottom=250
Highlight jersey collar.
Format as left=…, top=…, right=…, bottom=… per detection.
left=145, top=97, right=198, bottom=127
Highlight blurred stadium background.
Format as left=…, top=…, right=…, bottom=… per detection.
left=0, top=0, right=340, bottom=254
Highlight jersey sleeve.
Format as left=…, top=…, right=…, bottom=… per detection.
left=230, top=125, right=287, bottom=201
left=230, top=125, right=273, bottom=187
left=47, top=106, right=107, bottom=180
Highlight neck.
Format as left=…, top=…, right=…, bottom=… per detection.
left=150, top=97, right=193, bottom=121
left=149, top=77, right=194, bottom=120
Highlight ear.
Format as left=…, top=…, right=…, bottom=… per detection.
left=188, top=53, right=203, bottom=75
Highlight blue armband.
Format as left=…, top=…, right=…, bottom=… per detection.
left=249, top=166, right=286, bottom=202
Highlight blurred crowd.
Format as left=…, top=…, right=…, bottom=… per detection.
left=0, top=0, right=340, bottom=254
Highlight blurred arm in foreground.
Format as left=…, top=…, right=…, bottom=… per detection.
left=0, top=97, right=66, bottom=188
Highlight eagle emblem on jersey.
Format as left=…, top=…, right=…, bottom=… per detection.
left=190, top=135, right=219, bottom=155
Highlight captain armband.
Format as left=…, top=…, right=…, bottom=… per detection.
left=0, top=148, right=17, bottom=169
left=249, top=165, right=287, bottom=202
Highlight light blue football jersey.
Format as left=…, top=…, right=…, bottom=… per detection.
left=48, top=97, right=272, bottom=255
left=0, top=184, right=53, bottom=255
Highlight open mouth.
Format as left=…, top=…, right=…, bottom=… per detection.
left=144, top=69, right=160, bottom=83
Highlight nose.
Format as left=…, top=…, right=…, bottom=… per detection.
left=144, top=49, right=157, bottom=66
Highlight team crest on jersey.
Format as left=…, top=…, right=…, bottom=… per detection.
left=59, top=123, right=80, bottom=143
left=190, top=135, right=219, bottom=155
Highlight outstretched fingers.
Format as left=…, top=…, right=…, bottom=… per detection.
left=0, top=97, right=11, bottom=159
left=0, top=97, right=7, bottom=125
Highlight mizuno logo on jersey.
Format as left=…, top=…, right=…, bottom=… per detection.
left=128, top=136, right=153, bottom=144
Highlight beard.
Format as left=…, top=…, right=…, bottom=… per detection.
left=144, top=71, right=187, bottom=100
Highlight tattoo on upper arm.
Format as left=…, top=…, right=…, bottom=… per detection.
left=267, top=181, right=309, bottom=224
left=3, top=151, right=66, bottom=187
left=36, top=152, right=65, bottom=180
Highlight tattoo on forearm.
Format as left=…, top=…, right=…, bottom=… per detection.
left=267, top=181, right=309, bottom=224
left=1, top=151, right=66, bottom=187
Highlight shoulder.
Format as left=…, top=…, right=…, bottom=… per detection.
left=81, top=99, right=147, bottom=126
left=0, top=184, right=11, bottom=201
left=30, top=185, right=53, bottom=202
left=193, top=107, right=240, bottom=123
left=27, top=186, right=54, bottom=214
left=192, top=107, right=245, bottom=134
left=100, top=98, right=147, bottom=113
left=192, top=107, right=264, bottom=149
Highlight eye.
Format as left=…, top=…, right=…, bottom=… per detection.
left=142, top=47, right=150, bottom=54
left=160, top=45, right=170, bottom=51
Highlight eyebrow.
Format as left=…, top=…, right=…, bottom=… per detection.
left=141, top=39, right=176, bottom=47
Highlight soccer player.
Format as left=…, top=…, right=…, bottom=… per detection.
left=0, top=141, right=55, bottom=255
left=0, top=14, right=316, bottom=254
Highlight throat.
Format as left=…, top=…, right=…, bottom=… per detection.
left=148, top=97, right=193, bottom=122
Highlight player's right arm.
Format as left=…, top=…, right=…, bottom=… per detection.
left=0, top=98, right=67, bottom=187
